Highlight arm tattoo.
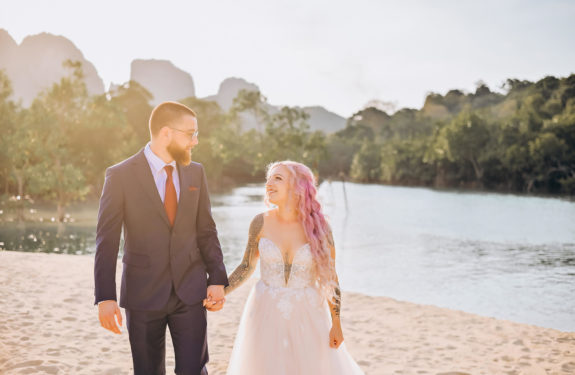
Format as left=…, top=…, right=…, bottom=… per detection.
left=224, top=213, right=263, bottom=295
left=333, top=286, right=341, bottom=317
left=326, top=226, right=341, bottom=319
left=326, top=226, right=335, bottom=248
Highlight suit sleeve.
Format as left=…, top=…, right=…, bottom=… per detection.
left=94, top=167, right=124, bottom=304
left=196, top=164, right=229, bottom=287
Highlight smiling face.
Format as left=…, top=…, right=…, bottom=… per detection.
left=166, top=114, right=198, bottom=166
left=265, top=165, right=292, bottom=206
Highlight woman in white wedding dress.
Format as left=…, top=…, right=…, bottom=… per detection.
left=224, top=161, right=364, bottom=375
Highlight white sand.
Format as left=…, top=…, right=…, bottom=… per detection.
left=0, top=251, right=573, bottom=375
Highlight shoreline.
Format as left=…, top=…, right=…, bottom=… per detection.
left=0, top=251, right=573, bottom=374
left=0, top=178, right=572, bottom=223
left=1, top=247, right=572, bottom=333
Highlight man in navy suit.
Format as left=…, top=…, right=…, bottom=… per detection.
left=94, top=101, right=228, bottom=375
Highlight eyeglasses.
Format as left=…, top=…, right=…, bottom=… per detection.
left=169, top=127, right=199, bottom=139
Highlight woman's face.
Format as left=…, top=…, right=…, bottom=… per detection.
left=265, top=165, right=291, bottom=206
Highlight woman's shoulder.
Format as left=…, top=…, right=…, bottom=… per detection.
left=255, top=209, right=278, bottom=223
left=250, top=209, right=278, bottom=237
left=248, top=212, right=267, bottom=236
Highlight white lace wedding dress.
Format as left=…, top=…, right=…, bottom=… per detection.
left=226, top=237, right=365, bottom=374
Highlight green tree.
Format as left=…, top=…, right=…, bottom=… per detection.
left=180, top=96, right=247, bottom=186
left=230, top=89, right=270, bottom=132
left=26, top=60, right=92, bottom=221
left=437, top=112, right=490, bottom=186
left=318, top=134, right=357, bottom=178
left=263, top=106, right=312, bottom=162
left=350, top=140, right=382, bottom=182
left=72, top=94, right=131, bottom=194
left=381, top=138, right=436, bottom=186
left=109, top=80, right=153, bottom=146
left=347, top=107, right=392, bottom=139
left=0, top=71, right=43, bottom=220
left=528, top=132, right=568, bottom=192
left=0, top=70, right=19, bottom=195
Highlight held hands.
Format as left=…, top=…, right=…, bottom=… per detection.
left=98, top=300, right=123, bottom=334
left=329, top=322, right=344, bottom=349
left=203, top=285, right=225, bottom=312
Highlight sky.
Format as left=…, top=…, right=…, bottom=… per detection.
left=1, top=0, right=574, bottom=118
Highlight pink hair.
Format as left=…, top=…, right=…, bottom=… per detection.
left=266, top=161, right=338, bottom=301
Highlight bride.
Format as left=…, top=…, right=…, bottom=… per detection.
left=224, top=161, right=364, bottom=374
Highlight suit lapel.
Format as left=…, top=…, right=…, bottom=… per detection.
left=133, top=149, right=171, bottom=228
left=173, top=163, right=191, bottom=229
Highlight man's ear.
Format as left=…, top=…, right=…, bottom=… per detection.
left=158, top=126, right=171, bottom=140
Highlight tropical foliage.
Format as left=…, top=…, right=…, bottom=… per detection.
left=1, top=62, right=574, bottom=220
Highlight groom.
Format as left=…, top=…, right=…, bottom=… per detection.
left=94, top=101, right=228, bottom=375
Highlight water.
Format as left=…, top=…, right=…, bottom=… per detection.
left=214, top=183, right=575, bottom=332
left=1, top=182, right=574, bottom=331
left=0, top=223, right=95, bottom=255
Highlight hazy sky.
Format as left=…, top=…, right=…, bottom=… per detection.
left=1, top=0, right=574, bottom=117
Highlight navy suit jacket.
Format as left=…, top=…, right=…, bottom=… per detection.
left=94, top=149, right=228, bottom=310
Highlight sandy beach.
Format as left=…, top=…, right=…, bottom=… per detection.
left=0, top=251, right=573, bottom=375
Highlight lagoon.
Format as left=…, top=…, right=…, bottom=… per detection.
left=1, top=182, right=574, bottom=331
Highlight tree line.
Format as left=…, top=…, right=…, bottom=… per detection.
left=343, top=77, right=575, bottom=196
left=1, top=61, right=573, bottom=221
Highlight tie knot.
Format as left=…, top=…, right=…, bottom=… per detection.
left=164, top=165, right=174, bottom=178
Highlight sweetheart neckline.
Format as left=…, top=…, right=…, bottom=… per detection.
left=259, top=237, right=310, bottom=286
left=259, top=237, right=310, bottom=264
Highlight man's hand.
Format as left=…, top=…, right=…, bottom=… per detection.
left=98, top=300, right=123, bottom=334
left=207, top=285, right=225, bottom=301
left=203, top=297, right=225, bottom=312
left=204, top=285, right=225, bottom=312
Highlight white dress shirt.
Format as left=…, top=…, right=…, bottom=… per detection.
left=144, top=143, right=180, bottom=202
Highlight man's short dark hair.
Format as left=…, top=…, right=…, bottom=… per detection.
left=149, top=101, right=197, bottom=137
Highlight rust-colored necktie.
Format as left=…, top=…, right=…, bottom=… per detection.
left=164, top=165, right=177, bottom=226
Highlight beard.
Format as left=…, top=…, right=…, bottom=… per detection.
left=167, top=140, right=192, bottom=166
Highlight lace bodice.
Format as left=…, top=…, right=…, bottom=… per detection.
left=257, top=237, right=323, bottom=319
left=259, top=237, right=317, bottom=289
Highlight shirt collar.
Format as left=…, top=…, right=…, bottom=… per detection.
left=144, top=143, right=177, bottom=175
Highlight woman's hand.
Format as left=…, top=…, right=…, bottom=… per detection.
left=329, top=323, right=344, bottom=348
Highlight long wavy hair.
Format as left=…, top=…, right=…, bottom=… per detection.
left=265, top=161, right=338, bottom=301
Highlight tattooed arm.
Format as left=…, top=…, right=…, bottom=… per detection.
left=328, top=285, right=342, bottom=320
left=224, top=213, right=264, bottom=296
left=326, top=227, right=344, bottom=348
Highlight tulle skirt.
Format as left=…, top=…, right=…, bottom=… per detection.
left=226, top=280, right=364, bottom=375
